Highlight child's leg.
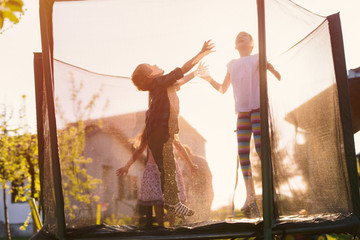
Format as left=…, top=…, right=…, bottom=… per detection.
left=250, top=110, right=261, bottom=158
left=237, top=112, right=253, bottom=180
left=167, top=208, right=176, bottom=227
left=148, top=128, right=194, bottom=218
left=145, top=206, right=153, bottom=227
left=154, top=205, right=164, bottom=227
left=237, top=112, right=256, bottom=210
left=147, top=127, right=179, bottom=205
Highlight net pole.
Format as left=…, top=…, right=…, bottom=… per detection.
left=257, top=0, right=274, bottom=239
left=39, top=0, right=66, bottom=239
left=33, top=52, right=45, bottom=225
left=328, top=13, right=360, bottom=225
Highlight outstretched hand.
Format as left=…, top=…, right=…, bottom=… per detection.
left=200, top=40, right=215, bottom=57
left=196, top=62, right=210, bottom=78
left=116, top=166, right=129, bottom=176
left=181, top=40, right=215, bottom=75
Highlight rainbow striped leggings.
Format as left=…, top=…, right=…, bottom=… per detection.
left=236, top=109, right=261, bottom=180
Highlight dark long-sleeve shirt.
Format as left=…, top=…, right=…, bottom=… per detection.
left=145, top=67, right=184, bottom=137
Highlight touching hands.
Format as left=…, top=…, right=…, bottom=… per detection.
left=195, top=62, right=209, bottom=77
left=182, top=40, right=215, bottom=74
left=196, top=62, right=212, bottom=82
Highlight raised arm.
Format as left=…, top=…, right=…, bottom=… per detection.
left=177, top=62, right=207, bottom=87
left=176, top=71, right=197, bottom=87
left=116, top=140, right=147, bottom=176
left=181, top=40, right=215, bottom=75
left=201, top=71, right=231, bottom=94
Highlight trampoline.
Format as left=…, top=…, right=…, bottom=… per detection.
left=32, top=0, right=360, bottom=239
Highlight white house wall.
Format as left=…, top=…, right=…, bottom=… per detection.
left=84, top=130, right=145, bottom=218
left=0, top=182, right=35, bottom=237
left=0, top=184, right=32, bottom=223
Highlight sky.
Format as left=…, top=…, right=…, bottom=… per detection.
left=1, top=0, right=360, bottom=211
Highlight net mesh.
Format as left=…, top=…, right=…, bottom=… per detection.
left=37, top=0, right=355, bottom=234
left=268, top=20, right=352, bottom=217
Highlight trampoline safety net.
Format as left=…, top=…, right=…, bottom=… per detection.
left=34, top=0, right=359, bottom=238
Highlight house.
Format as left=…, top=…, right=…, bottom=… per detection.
left=348, top=67, right=360, bottom=79
left=0, top=185, right=34, bottom=238
left=348, top=66, right=360, bottom=133
left=81, top=110, right=209, bottom=222
left=349, top=66, right=360, bottom=180
left=0, top=110, right=210, bottom=236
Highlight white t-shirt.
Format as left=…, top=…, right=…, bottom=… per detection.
left=227, top=54, right=260, bottom=112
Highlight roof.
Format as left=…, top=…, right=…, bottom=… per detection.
left=350, top=67, right=360, bottom=73
left=285, top=77, right=360, bottom=134
left=349, top=77, right=360, bottom=133
left=83, top=110, right=206, bottom=144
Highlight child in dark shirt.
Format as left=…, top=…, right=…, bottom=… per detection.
left=131, top=40, right=214, bottom=218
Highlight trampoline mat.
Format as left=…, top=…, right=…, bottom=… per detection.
left=30, top=214, right=359, bottom=240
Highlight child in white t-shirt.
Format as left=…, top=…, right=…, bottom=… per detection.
left=199, top=31, right=280, bottom=214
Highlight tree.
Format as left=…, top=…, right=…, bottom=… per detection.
left=57, top=120, right=101, bottom=224
left=0, top=96, right=40, bottom=240
left=0, top=0, right=25, bottom=32
left=15, top=131, right=39, bottom=234
left=0, top=104, right=25, bottom=240
left=55, top=73, right=104, bottom=225
left=0, top=72, right=106, bottom=236
left=16, top=95, right=39, bottom=202
left=15, top=96, right=40, bottom=233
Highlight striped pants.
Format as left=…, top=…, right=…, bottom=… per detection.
left=236, top=109, right=261, bottom=180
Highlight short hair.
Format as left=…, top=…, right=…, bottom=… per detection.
left=235, top=31, right=254, bottom=49
left=131, top=64, right=152, bottom=91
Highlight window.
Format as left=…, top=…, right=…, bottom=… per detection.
left=11, top=178, right=25, bottom=203
left=118, top=175, right=138, bottom=200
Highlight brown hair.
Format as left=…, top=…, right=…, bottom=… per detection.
left=131, top=64, right=152, bottom=91
left=131, top=127, right=147, bottom=149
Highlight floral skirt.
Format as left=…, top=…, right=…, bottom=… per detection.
left=138, top=158, right=186, bottom=206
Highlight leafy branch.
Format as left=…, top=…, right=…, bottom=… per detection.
left=0, top=0, right=25, bottom=33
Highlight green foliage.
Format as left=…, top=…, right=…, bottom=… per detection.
left=104, top=214, right=134, bottom=226
left=58, top=120, right=102, bottom=220
left=210, top=205, right=233, bottom=220
left=0, top=124, right=18, bottom=190
left=0, top=96, right=40, bottom=239
left=56, top=73, right=106, bottom=222
left=0, top=97, right=38, bottom=199
left=0, top=70, right=106, bottom=233
left=0, top=0, right=24, bottom=32
left=19, top=212, right=31, bottom=231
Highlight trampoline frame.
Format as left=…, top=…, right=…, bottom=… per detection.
left=35, top=0, right=360, bottom=239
